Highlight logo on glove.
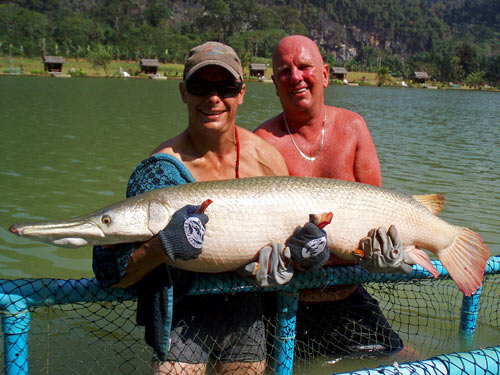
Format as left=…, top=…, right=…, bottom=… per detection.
left=301, top=236, right=327, bottom=258
left=184, top=217, right=205, bottom=249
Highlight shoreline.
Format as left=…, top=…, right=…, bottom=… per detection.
left=2, top=73, right=498, bottom=92
left=1, top=57, right=498, bottom=92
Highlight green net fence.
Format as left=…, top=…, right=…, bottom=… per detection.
left=1, top=258, right=500, bottom=375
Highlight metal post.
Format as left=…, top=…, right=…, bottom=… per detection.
left=273, top=291, right=298, bottom=375
left=2, top=311, right=30, bottom=375
left=459, top=286, right=482, bottom=346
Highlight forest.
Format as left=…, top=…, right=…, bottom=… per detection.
left=1, top=0, right=499, bottom=86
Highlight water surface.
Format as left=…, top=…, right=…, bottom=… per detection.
left=1, top=77, right=499, bottom=280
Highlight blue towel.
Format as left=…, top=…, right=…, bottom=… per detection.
left=94, top=154, right=197, bottom=361
left=136, top=264, right=196, bottom=361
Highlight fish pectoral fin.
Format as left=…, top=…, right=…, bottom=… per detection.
left=196, top=199, right=213, bottom=213
left=309, top=212, right=333, bottom=229
left=413, top=194, right=445, bottom=215
left=404, top=247, right=440, bottom=278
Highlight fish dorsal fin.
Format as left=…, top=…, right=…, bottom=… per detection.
left=413, top=193, right=445, bottom=215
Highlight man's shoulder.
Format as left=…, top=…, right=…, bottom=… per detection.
left=150, top=132, right=186, bottom=157
left=254, top=114, right=283, bottom=137
left=328, top=105, right=364, bottom=121
left=238, top=126, right=288, bottom=176
left=328, top=105, right=368, bottom=132
left=240, top=126, right=279, bottom=150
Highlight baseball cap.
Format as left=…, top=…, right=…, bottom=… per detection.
left=183, top=41, right=243, bottom=82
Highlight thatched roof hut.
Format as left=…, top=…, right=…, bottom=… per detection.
left=413, top=71, right=429, bottom=83
left=331, top=67, right=348, bottom=80
left=249, top=63, right=267, bottom=77
left=140, top=59, right=160, bottom=74
left=43, top=56, right=64, bottom=72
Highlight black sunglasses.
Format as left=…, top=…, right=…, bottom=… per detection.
left=185, top=79, right=243, bottom=98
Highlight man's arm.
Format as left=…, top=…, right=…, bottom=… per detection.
left=113, top=237, right=168, bottom=288
left=93, top=154, right=197, bottom=288
left=353, top=116, right=382, bottom=186
left=114, top=204, right=208, bottom=288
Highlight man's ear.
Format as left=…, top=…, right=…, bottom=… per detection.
left=323, top=64, right=329, bottom=88
left=179, top=82, right=187, bottom=103
left=271, top=75, right=279, bottom=96
left=237, top=83, right=246, bottom=105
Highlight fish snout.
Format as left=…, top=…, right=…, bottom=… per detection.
left=9, top=225, right=20, bottom=236
left=9, top=220, right=105, bottom=248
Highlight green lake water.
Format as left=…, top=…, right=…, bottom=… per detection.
left=0, top=76, right=499, bottom=373
left=1, top=76, right=498, bottom=279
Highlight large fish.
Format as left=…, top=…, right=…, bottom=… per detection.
left=10, top=176, right=490, bottom=296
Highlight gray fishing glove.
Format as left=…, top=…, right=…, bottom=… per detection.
left=286, top=222, right=330, bottom=271
left=238, top=243, right=294, bottom=287
left=355, top=225, right=413, bottom=274
left=157, top=205, right=209, bottom=265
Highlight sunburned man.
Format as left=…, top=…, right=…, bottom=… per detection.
left=253, top=35, right=413, bottom=358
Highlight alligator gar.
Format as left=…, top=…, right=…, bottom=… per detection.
left=9, top=176, right=490, bottom=296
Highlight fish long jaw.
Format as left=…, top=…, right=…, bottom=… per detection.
left=9, top=195, right=165, bottom=248
left=9, top=220, right=106, bottom=247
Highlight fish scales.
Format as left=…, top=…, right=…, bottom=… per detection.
left=153, top=177, right=454, bottom=271
left=10, top=176, right=490, bottom=296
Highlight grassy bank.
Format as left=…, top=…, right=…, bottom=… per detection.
left=1, top=56, right=185, bottom=78
left=2, top=56, right=496, bottom=91
left=2, top=56, right=379, bottom=83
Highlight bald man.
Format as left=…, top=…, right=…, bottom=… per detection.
left=254, top=35, right=408, bottom=358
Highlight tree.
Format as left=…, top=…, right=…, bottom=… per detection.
left=54, top=12, right=104, bottom=53
left=377, top=66, right=390, bottom=86
left=485, top=55, right=500, bottom=87
left=0, top=3, right=48, bottom=56
left=433, top=52, right=462, bottom=83
left=197, top=0, right=231, bottom=42
left=145, top=0, right=171, bottom=27
left=464, top=70, right=485, bottom=88
left=93, top=0, right=134, bottom=43
left=457, top=42, right=479, bottom=76
left=358, top=46, right=383, bottom=71
left=382, top=55, right=403, bottom=76
left=88, top=44, right=112, bottom=76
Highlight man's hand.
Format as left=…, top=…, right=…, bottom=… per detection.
left=355, top=225, right=413, bottom=274
left=158, top=204, right=209, bottom=265
left=286, top=221, right=330, bottom=271
left=238, top=242, right=294, bottom=287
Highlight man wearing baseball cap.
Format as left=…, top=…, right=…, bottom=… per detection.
left=183, top=41, right=244, bottom=82
left=93, top=41, right=330, bottom=374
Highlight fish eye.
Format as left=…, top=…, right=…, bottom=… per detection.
left=101, top=215, right=112, bottom=225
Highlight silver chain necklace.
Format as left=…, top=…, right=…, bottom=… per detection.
left=282, top=112, right=326, bottom=161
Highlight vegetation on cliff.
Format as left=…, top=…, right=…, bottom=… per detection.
left=1, top=0, right=499, bottom=85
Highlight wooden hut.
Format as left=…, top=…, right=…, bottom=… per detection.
left=413, top=71, right=429, bottom=84
left=249, top=63, right=267, bottom=78
left=43, top=56, right=64, bottom=72
left=331, top=67, right=348, bottom=81
left=140, top=59, right=160, bottom=74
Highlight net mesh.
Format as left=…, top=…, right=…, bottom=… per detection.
left=1, top=264, right=500, bottom=375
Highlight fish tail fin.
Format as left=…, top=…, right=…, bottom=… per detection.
left=438, top=228, right=490, bottom=296
left=404, top=247, right=440, bottom=278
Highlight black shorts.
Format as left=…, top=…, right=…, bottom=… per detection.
left=295, top=285, right=404, bottom=358
left=166, top=293, right=266, bottom=364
